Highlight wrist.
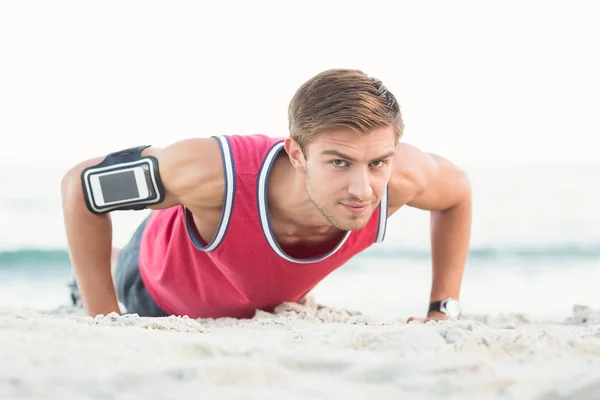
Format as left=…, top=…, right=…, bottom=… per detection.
left=428, top=297, right=462, bottom=319
left=426, top=310, right=448, bottom=319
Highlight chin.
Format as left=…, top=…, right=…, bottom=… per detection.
left=329, top=207, right=375, bottom=231
left=339, top=223, right=369, bottom=232
left=332, top=216, right=371, bottom=231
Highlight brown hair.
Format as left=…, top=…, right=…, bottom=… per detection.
left=288, top=69, right=404, bottom=153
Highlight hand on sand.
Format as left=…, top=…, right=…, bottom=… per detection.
left=406, top=311, right=450, bottom=324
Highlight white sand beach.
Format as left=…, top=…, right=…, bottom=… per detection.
left=3, top=301, right=600, bottom=400
left=3, top=1, right=600, bottom=399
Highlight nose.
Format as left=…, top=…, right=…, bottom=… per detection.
left=347, top=169, right=373, bottom=201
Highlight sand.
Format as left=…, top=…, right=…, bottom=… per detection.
left=2, top=301, right=600, bottom=400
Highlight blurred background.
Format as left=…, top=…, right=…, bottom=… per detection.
left=1, top=0, right=598, bottom=321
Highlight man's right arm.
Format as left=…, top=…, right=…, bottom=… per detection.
left=61, top=138, right=223, bottom=317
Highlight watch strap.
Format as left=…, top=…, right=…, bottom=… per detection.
left=428, top=300, right=443, bottom=313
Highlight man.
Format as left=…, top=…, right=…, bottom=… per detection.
left=61, top=69, right=472, bottom=323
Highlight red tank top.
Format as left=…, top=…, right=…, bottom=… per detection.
left=138, top=134, right=388, bottom=319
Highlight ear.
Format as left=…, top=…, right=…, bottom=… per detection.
left=284, top=137, right=306, bottom=170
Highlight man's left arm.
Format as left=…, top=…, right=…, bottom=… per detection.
left=402, top=151, right=472, bottom=322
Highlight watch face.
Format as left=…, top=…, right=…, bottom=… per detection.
left=443, top=299, right=462, bottom=318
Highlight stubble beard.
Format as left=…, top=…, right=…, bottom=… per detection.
left=305, top=175, right=375, bottom=232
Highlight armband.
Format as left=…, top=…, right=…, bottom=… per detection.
left=81, top=145, right=165, bottom=214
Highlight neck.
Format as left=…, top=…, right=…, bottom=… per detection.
left=267, top=152, right=341, bottom=241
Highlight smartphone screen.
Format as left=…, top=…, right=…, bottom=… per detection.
left=99, top=170, right=140, bottom=203
left=90, top=166, right=150, bottom=206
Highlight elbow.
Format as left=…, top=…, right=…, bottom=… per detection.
left=453, top=169, right=472, bottom=210
left=460, top=169, right=472, bottom=200
left=441, top=167, right=472, bottom=213
left=62, top=164, right=83, bottom=200
left=61, top=162, right=92, bottom=214
left=62, top=156, right=105, bottom=203
left=61, top=165, right=82, bottom=216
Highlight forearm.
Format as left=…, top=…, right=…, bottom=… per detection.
left=429, top=195, right=472, bottom=303
left=61, top=170, right=121, bottom=317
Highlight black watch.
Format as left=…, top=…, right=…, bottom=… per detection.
left=428, top=298, right=462, bottom=319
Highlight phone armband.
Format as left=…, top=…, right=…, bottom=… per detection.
left=80, top=145, right=165, bottom=214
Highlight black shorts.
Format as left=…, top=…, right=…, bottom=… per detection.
left=114, top=216, right=169, bottom=317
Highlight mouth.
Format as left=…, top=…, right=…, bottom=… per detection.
left=341, top=202, right=370, bottom=215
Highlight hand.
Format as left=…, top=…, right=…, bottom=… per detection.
left=406, top=311, right=450, bottom=324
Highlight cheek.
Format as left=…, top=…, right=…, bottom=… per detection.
left=313, top=173, right=337, bottom=191
left=373, top=171, right=392, bottom=197
left=307, top=167, right=343, bottom=194
left=307, top=162, right=330, bottom=182
left=372, top=170, right=392, bottom=196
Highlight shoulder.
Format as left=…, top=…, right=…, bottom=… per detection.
left=387, top=142, right=437, bottom=208
left=143, top=137, right=226, bottom=209
left=388, top=142, right=471, bottom=212
left=225, top=134, right=286, bottom=160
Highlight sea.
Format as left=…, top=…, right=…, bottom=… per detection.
left=1, top=162, right=599, bottom=322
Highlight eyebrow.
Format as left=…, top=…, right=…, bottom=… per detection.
left=320, top=149, right=395, bottom=163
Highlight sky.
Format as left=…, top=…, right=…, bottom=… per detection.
left=1, top=1, right=599, bottom=168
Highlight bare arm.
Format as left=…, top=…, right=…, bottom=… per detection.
left=389, top=144, right=472, bottom=319
left=61, top=138, right=224, bottom=317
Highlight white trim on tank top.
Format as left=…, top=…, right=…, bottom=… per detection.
left=184, top=135, right=236, bottom=252
left=257, top=142, right=387, bottom=264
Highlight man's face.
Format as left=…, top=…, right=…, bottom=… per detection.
left=297, top=127, right=396, bottom=231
